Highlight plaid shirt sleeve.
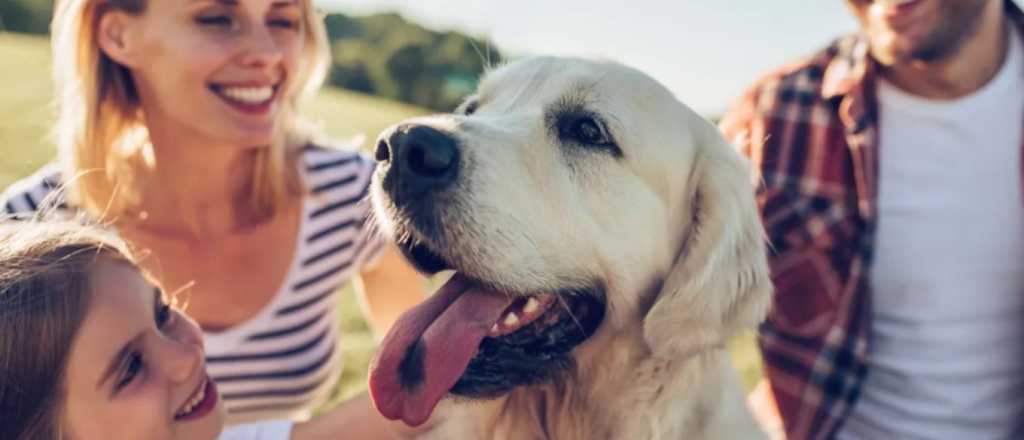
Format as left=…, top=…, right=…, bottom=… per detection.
left=720, top=56, right=872, bottom=440
left=723, top=3, right=1024, bottom=438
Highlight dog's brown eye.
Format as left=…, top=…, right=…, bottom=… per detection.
left=551, top=110, right=621, bottom=157
left=573, top=118, right=605, bottom=144
left=564, top=116, right=616, bottom=150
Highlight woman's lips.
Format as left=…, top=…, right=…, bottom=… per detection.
left=174, top=376, right=219, bottom=422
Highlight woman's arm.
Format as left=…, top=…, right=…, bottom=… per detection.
left=352, top=244, right=429, bottom=337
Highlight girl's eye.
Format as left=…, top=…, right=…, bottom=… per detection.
left=460, top=99, right=479, bottom=115
left=196, top=15, right=233, bottom=27
left=154, top=288, right=175, bottom=330
left=116, top=352, right=145, bottom=391
left=156, top=303, right=173, bottom=329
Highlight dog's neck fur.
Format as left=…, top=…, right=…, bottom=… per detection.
left=428, top=329, right=763, bottom=440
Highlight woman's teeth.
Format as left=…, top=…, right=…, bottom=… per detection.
left=175, top=378, right=208, bottom=418
left=218, top=86, right=274, bottom=104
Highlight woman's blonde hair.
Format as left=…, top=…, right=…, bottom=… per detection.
left=50, top=0, right=331, bottom=221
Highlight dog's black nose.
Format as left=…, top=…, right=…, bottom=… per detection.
left=377, top=124, right=460, bottom=198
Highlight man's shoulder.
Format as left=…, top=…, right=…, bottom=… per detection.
left=741, top=35, right=858, bottom=111
left=721, top=35, right=864, bottom=195
left=720, top=34, right=860, bottom=148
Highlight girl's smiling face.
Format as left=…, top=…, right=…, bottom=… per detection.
left=61, top=258, right=225, bottom=439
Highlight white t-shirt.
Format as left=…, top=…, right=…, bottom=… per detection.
left=839, top=26, right=1024, bottom=439
left=219, top=420, right=294, bottom=440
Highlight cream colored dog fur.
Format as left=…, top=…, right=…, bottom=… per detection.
left=369, top=56, right=772, bottom=440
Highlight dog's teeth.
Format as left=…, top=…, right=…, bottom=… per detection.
left=491, top=323, right=500, bottom=334
left=523, top=297, right=540, bottom=315
left=503, top=312, right=520, bottom=327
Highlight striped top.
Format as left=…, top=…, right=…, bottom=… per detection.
left=1, top=145, right=386, bottom=425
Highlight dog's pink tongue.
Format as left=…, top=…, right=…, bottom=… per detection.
left=369, top=273, right=513, bottom=427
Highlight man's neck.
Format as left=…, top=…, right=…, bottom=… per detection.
left=882, top=3, right=1010, bottom=99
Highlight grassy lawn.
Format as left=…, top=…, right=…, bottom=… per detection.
left=0, top=32, right=762, bottom=409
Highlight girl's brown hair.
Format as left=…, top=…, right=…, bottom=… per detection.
left=0, top=221, right=131, bottom=440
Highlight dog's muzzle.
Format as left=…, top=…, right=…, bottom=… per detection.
left=376, top=123, right=460, bottom=203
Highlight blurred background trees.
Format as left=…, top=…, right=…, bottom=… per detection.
left=0, top=1, right=502, bottom=111
left=0, top=0, right=52, bottom=34
left=323, top=12, right=500, bottom=111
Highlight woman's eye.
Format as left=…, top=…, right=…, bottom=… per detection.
left=268, top=18, right=298, bottom=29
left=116, top=352, right=145, bottom=391
left=196, top=15, right=233, bottom=27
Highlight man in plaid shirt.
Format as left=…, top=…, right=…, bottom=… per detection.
left=721, top=0, right=1024, bottom=438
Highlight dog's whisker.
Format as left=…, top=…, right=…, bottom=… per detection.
left=557, top=295, right=586, bottom=334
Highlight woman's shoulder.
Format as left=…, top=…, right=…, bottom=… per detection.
left=298, top=140, right=377, bottom=195
left=300, top=139, right=374, bottom=174
left=1, top=164, right=72, bottom=218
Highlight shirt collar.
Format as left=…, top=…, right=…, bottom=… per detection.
left=822, top=34, right=873, bottom=101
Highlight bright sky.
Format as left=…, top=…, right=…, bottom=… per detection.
left=316, top=0, right=862, bottom=115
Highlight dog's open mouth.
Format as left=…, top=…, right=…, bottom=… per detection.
left=368, top=237, right=605, bottom=427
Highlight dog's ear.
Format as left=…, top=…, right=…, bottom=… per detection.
left=642, top=121, right=772, bottom=360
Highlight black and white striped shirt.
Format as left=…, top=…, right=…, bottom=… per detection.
left=1, top=145, right=386, bottom=424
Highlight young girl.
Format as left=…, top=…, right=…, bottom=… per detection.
left=0, top=220, right=426, bottom=439
left=1, top=0, right=426, bottom=424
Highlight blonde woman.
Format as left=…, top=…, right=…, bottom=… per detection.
left=1, top=0, right=427, bottom=427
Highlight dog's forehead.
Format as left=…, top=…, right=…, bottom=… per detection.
left=480, top=57, right=660, bottom=108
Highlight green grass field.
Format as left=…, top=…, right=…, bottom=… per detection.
left=0, top=32, right=761, bottom=410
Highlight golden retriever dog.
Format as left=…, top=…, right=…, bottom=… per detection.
left=366, top=56, right=772, bottom=440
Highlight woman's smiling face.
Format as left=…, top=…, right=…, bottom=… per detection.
left=102, top=0, right=306, bottom=148
left=61, top=258, right=225, bottom=439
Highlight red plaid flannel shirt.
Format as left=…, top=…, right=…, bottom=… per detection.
left=720, top=2, right=1024, bottom=438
